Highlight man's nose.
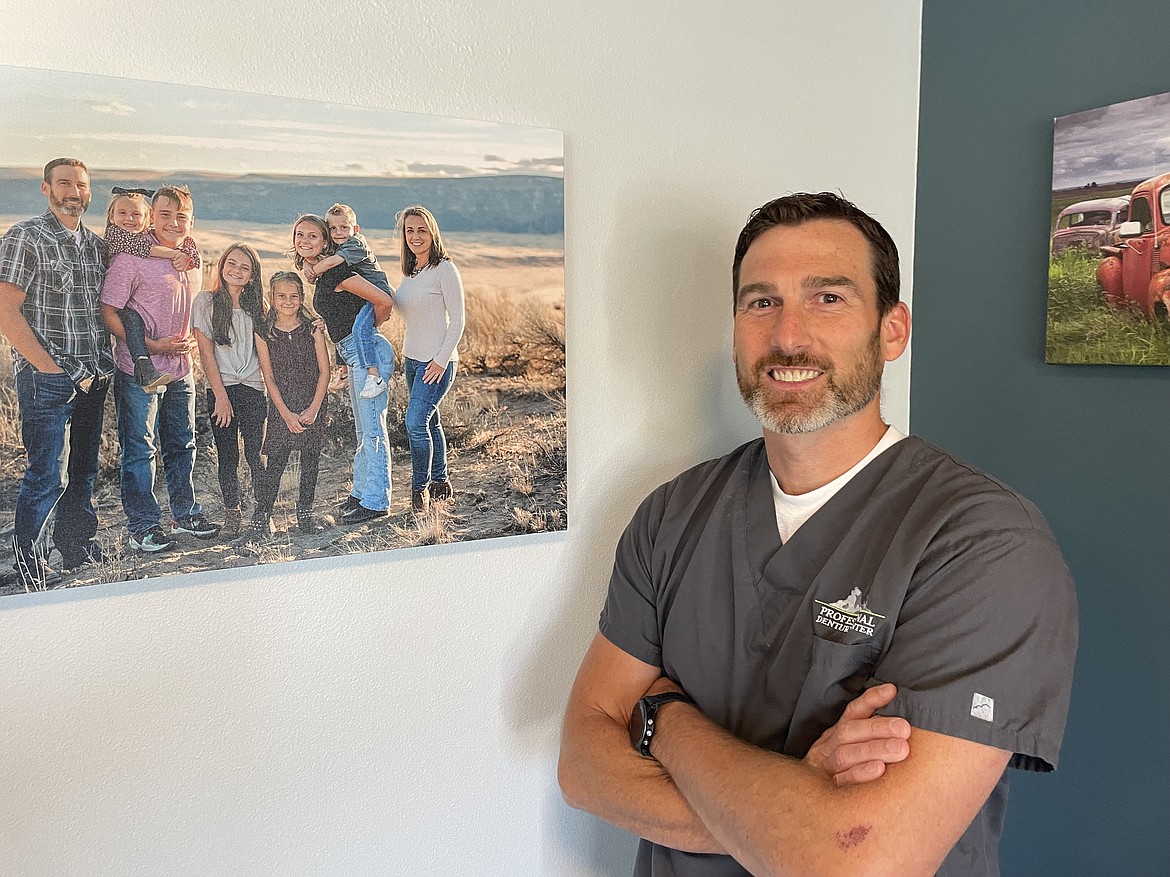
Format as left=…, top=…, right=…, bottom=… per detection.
left=770, top=306, right=812, bottom=352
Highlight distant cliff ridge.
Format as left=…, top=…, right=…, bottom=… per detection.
left=0, top=169, right=565, bottom=234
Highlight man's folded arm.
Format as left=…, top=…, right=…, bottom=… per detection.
left=651, top=693, right=1011, bottom=877
left=558, top=632, right=726, bottom=853
left=557, top=633, right=916, bottom=856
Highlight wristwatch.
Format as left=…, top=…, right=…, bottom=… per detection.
left=628, top=691, right=694, bottom=758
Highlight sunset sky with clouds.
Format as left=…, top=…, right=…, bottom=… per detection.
left=0, top=65, right=562, bottom=179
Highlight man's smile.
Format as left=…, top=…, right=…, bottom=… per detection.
left=767, top=367, right=824, bottom=383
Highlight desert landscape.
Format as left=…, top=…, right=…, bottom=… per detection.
left=0, top=218, right=566, bottom=596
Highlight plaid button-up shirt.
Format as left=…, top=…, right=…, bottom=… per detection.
left=0, top=211, right=114, bottom=384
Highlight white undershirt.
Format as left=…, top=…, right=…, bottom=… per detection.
left=770, top=426, right=906, bottom=543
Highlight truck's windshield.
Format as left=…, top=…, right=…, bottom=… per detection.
left=1058, top=210, right=1113, bottom=229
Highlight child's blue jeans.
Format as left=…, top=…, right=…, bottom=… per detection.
left=349, top=303, right=377, bottom=370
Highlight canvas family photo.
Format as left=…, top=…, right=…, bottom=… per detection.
left=1046, top=89, right=1170, bottom=365
left=0, top=66, right=565, bottom=596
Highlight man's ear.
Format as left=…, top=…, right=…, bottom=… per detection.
left=880, top=302, right=911, bottom=362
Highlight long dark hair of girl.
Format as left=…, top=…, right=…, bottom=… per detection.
left=209, top=244, right=266, bottom=345
left=261, top=271, right=320, bottom=339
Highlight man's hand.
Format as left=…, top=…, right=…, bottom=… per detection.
left=645, top=677, right=910, bottom=788
left=146, top=334, right=197, bottom=357
left=0, top=281, right=60, bottom=373
left=804, top=683, right=910, bottom=786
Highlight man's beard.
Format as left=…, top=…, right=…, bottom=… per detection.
left=49, top=190, right=89, bottom=218
left=737, top=330, right=883, bottom=434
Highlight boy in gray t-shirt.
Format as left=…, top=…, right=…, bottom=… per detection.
left=304, top=203, right=394, bottom=400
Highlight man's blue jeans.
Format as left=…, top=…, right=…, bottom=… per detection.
left=337, top=332, right=394, bottom=510
left=13, top=367, right=107, bottom=568
left=113, top=370, right=200, bottom=535
left=404, top=357, right=455, bottom=492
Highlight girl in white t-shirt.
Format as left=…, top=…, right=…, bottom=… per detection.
left=191, top=243, right=268, bottom=538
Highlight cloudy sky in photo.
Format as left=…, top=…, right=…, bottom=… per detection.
left=1053, top=90, right=1170, bottom=190
left=0, top=66, right=562, bottom=179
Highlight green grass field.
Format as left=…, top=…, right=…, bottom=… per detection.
left=1045, top=248, right=1170, bottom=365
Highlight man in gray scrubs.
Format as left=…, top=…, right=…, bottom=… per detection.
left=558, top=193, right=1077, bottom=877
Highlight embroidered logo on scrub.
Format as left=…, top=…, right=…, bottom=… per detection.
left=814, top=586, right=886, bottom=639
left=971, top=693, right=994, bottom=722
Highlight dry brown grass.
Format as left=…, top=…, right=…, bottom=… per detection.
left=0, top=375, right=22, bottom=483
left=393, top=504, right=456, bottom=546
left=508, top=463, right=535, bottom=496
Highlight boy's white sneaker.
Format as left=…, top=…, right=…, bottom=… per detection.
left=359, top=374, right=387, bottom=399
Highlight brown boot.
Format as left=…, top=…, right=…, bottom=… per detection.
left=430, top=480, right=452, bottom=502
left=221, top=507, right=243, bottom=539
left=411, top=487, right=429, bottom=514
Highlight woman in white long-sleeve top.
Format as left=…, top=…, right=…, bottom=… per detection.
left=393, top=205, right=465, bottom=513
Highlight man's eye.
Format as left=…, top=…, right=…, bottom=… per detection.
left=749, top=298, right=772, bottom=309
left=819, top=293, right=842, bottom=304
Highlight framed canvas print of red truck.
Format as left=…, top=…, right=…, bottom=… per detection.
left=1046, top=91, right=1170, bottom=365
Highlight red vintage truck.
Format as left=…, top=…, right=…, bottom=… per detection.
left=1096, top=171, right=1170, bottom=319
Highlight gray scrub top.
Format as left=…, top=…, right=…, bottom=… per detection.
left=600, top=437, right=1077, bottom=877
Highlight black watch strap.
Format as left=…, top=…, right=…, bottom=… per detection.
left=629, top=691, right=694, bottom=758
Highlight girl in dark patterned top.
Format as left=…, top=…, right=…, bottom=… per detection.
left=251, top=271, right=330, bottom=535
left=103, top=188, right=202, bottom=391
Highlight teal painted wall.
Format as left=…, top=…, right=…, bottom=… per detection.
left=914, top=4, right=1169, bottom=872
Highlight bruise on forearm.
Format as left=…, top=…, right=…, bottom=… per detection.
left=835, top=824, right=871, bottom=851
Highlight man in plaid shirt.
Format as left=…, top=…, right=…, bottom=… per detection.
left=0, top=157, right=114, bottom=590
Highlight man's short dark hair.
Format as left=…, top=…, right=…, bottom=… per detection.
left=43, top=157, right=87, bottom=184
left=732, top=192, right=900, bottom=315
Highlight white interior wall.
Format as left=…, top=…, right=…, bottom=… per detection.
left=0, top=3, right=922, bottom=874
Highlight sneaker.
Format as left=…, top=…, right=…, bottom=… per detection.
left=341, top=504, right=389, bottom=525
left=129, top=525, right=174, bottom=553
left=172, top=513, right=221, bottom=539
left=327, top=367, right=349, bottom=392
left=134, top=357, right=174, bottom=393
left=359, top=373, right=387, bottom=399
